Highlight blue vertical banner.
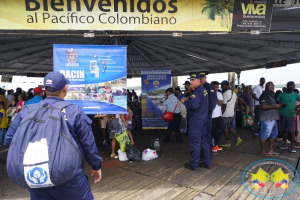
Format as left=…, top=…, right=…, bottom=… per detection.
left=141, top=69, right=171, bottom=129
left=53, top=44, right=127, bottom=114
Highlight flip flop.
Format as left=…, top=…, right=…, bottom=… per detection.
left=265, top=152, right=279, bottom=157
left=219, top=142, right=231, bottom=148
left=235, top=138, right=242, bottom=147
left=294, top=145, right=300, bottom=149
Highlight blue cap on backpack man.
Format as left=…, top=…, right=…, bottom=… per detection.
left=44, top=72, right=70, bottom=91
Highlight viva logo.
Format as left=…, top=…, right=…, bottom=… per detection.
left=241, top=3, right=266, bottom=15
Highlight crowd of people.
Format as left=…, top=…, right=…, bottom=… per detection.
left=127, top=89, right=139, bottom=102
left=162, top=73, right=300, bottom=171
left=0, top=87, right=143, bottom=159
left=0, top=86, right=45, bottom=146
left=94, top=101, right=142, bottom=159
left=2, top=71, right=300, bottom=199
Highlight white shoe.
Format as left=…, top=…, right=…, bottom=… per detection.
left=110, top=154, right=118, bottom=159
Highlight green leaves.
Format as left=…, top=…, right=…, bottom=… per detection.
left=201, top=0, right=234, bottom=21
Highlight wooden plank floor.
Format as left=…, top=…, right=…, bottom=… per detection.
left=1, top=126, right=300, bottom=200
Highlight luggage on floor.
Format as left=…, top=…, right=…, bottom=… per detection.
left=242, top=115, right=254, bottom=128
left=126, top=143, right=142, bottom=162
left=150, top=138, right=161, bottom=157
left=142, top=149, right=158, bottom=161
left=118, top=149, right=129, bottom=161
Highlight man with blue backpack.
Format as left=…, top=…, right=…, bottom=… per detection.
left=5, top=72, right=102, bottom=200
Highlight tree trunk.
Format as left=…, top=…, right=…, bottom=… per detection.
left=227, top=9, right=232, bottom=30
left=172, top=76, right=178, bottom=90
left=228, top=72, right=235, bottom=90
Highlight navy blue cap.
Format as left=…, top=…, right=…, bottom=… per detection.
left=44, top=72, right=70, bottom=92
left=199, top=72, right=207, bottom=76
left=221, top=80, right=230, bottom=86
left=175, top=86, right=181, bottom=91
left=165, top=88, right=173, bottom=93
left=211, top=81, right=220, bottom=85
left=189, top=73, right=201, bottom=80
left=183, top=81, right=190, bottom=85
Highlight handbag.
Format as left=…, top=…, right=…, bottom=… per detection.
left=115, top=128, right=130, bottom=152
left=177, top=100, right=187, bottom=118
left=162, top=100, right=178, bottom=122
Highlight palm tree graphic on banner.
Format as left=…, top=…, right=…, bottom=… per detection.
left=201, top=0, right=234, bottom=28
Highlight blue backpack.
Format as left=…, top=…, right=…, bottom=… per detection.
left=7, top=101, right=83, bottom=188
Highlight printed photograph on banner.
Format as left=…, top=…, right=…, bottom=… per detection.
left=53, top=44, right=127, bottom=114
left=111, top=77, right=126, bottom=87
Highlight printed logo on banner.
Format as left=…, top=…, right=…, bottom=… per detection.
left=153, top=80, right=159, bottom=88
left=66, top=48, right=79, bottom=67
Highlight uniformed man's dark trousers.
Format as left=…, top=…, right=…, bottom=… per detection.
left=206, top=113, right=213, bottom=146
left=200, top=114, right=213, bottom=160
left=186, top=111, right=189, bottom=133
left=164, top=113, right=182, bottom=143
left=189, top=122, right=212, bottom=168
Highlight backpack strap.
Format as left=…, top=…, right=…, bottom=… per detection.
left=52, top=101, right=73, bottom=110
left=26, top=103, right=43, bottom=113
left=227, top=90, right=234, bottom=103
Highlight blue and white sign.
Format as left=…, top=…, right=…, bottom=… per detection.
left=53, top=44, right=127, bottom=114
left=141, top=70, right=171, bottom=129
left=27, top=167, right=49, bottom=185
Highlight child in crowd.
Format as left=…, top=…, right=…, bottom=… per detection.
left=125, top=105, right=135, bottom=145
left=0, top=101, right=8, bottom=146
left=15, top=94, right=25, bottom=113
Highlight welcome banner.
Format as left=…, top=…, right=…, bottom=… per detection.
left=53, top=44, right=127, bottom=114
left=141, top=69, right=171, bottom=129
left=0, top=0, right=234, bottom=31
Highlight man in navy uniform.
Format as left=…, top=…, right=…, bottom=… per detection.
left=5, top=72, right=102, bottom=200
left=181, top=73, right=210, bottom=171
left=183, top=80, right=192, bottom=134
left=200, top=72, right=218, bottom=154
